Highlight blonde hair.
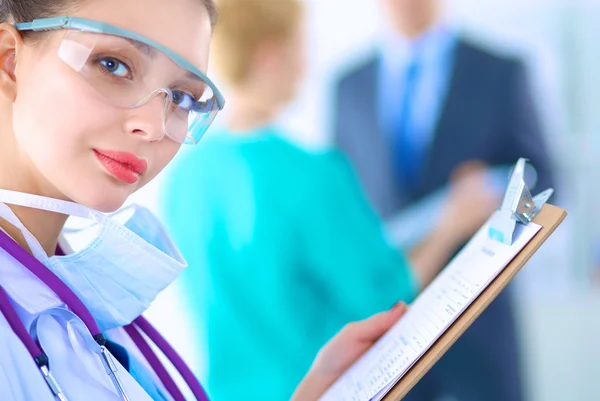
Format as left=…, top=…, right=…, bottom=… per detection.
left=212, top=0, right=303, bottom=86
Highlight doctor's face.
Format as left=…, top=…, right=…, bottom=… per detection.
left=5, top=0, right=213, bottom=212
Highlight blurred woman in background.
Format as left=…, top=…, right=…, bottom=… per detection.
left=160, top=0, right=497, bottom=400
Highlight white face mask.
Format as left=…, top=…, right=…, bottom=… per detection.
left=0, top=189, right=187, bottom=332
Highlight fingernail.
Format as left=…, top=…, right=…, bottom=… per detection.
left=390, top=301, right=406, bottom=312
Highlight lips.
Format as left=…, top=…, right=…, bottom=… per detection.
left=94, top=149, right=148, bottom=184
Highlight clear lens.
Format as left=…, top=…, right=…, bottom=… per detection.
left=57, top=31, right=220, bottom=144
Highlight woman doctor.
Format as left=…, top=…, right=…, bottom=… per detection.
left=0, top=0, right=410, bottom=400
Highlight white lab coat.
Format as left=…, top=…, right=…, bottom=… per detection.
left=0, top=241, right=171, bottom=400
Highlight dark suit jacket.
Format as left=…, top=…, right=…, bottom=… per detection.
left=333, top=38, right=555, bottom=401
left=334, top=38, right=554, bottom=219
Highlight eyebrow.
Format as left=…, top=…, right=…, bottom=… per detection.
left=118, top=37, right=208, bottom=87
left=121, top=37, right=156, bottom=58
left=184, top=70, right=208, bottom=86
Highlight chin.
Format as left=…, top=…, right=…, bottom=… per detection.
left=77, top=196, right=127, bottom=213
left=67, top=185, right=131, bottom=214
left=93, top=200, right=128, bottom=214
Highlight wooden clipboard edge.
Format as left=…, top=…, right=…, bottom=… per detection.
left=382, top=204, right=568, bottom=400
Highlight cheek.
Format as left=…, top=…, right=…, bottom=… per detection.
left=14, top=85, right=70, bottom=165
left=17, top=59, right=116, bottom=136
left=11, top=59, right=124, bottom=181
left=141, top=140, right=181, bottom=186
left=155, top=141, right=181, bottom=174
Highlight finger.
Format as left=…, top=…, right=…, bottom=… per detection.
left=458, top=175, right=488, bottom=190
left=353, top=303, right=407, bottom=341
left=450, top=160, right=488, bottom=182
left=388, top=302, right=408, bottom=322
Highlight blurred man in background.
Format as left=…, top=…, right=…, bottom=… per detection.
left=333, top=0, right=555, bottom=400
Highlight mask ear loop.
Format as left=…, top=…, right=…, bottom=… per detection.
left=0, top=189, right=100, bottom=220
left=0, top=190, right=107, bottom=259
left=0, top=202, right=48, bottom=261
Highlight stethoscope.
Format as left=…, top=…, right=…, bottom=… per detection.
left=0, top=229, right=210, bottom=401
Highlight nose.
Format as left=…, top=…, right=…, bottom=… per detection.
left=125, top=91, right=170, bottom=142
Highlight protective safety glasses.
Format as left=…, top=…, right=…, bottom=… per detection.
left=15, top=17, right=225, bottom=145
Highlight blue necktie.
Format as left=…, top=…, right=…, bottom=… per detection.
left=394, top=58, right=421, bottom=190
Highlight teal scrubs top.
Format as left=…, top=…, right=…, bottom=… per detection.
left=159, top=126, right=419, bottom=401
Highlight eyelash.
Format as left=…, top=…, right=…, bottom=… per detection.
left=95, top=55, right=134, bottom=81
left=178, top=88, right=205, bottom=103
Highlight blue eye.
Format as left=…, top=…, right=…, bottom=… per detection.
left=172, top=90, right=195, bottom=111
left=99, top=57, right=130, bottom=78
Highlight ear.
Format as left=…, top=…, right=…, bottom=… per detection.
left=0, top=23, right=22, bottom=101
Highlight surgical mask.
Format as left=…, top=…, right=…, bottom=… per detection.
left=0, top=189, right=187, bottom=332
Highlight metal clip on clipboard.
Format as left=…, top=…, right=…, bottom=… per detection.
left=488, top=158, right=554, bottom=245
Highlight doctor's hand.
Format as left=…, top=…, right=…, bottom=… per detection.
left=291, top=302, right=408, bottom=401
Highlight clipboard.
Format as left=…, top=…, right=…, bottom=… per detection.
left=381, top=202, right=567, bottom=400
left=379, top=158, right=567, bottom=400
